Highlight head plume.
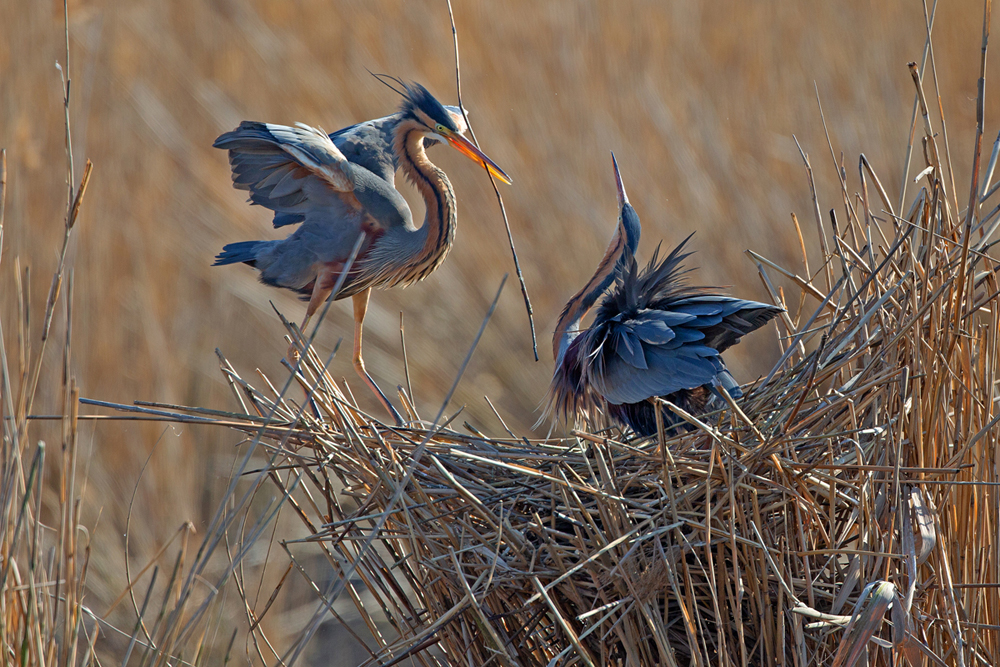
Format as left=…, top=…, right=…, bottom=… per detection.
left=596, top=233, right=700, bottom=324
left=370, top=72, right=464, bottom=133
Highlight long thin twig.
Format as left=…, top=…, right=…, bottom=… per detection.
left=0, top=149, right=6, bottom=271
left=446, top=0, right=538, bottom=361
left=954, top=0, right=992, bottom=335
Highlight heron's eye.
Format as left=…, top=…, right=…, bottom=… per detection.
left=435, top=123, right=449, bottom=134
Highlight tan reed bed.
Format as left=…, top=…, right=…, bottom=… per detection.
left=127, top=11, right=1000, bottom=667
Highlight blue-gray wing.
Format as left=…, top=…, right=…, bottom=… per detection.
left=588, top=308, right=727, bottom=405
left=588, top=296, right=780, bottom=405
left=329, top=113, right=400, bottom=184
left=215, top=121, right=412, bottom=231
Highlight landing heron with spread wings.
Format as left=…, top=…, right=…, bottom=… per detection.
left=547, top=155, right=781, bottom=436
left=214, top=81, right=510, bottom=425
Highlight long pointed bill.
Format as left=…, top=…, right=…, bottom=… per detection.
left=611, top=152, right=628, bottom=207
left=611, top=152, right=640, bottom=259
left=445, top=132, right=512, bottom=184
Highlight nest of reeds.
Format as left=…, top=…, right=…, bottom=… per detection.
left=178, top=85, right=1000, bottom=663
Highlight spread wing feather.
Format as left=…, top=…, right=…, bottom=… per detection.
left=669, top=296, right=784, bottom=352
left=582, top=239, right=784, bottom=407
left=214, top=121, right=412, bottom=231
left=588, top=311, right=727, bottom=405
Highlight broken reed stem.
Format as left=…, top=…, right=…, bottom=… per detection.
left=954, top=0, right=992, bottom=336
left=923, top=0, right=962, bottom=224
left=898, top=1, right=938, bottom=212
left=793, top=135, right=835, bottom=292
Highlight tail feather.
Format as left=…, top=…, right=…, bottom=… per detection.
left=213, top=241, right=263, bottom=267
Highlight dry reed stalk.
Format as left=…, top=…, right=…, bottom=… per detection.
left=1, top=4, right=96, bottom=665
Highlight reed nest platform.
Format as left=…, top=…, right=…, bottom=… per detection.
left=186, top=149, right=1000, bottom=664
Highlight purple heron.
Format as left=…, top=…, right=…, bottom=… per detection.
left=547, top=155, right=781, bottom=436
left=214, top=81, right=510, bottom=425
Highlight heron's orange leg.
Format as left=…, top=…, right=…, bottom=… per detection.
left=352, top=289, right=404, bottom=425
left=288, top=268, right=335, bottom=360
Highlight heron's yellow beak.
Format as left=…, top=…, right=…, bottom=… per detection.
left=443, top=131, right=512, bottom=185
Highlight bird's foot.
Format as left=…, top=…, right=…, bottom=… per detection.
left=374, top=387, right=406, bottom=427
left=358, top=366, right=405, bottom=427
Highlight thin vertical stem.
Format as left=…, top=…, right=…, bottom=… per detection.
left=445, top=0, right=538, bottom=361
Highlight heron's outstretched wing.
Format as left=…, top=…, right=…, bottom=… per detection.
left=215, top=121, right=412, bottom=230
left=587, top=306, right=730, bottom=405
left=665, top=295, right=783, bottom=352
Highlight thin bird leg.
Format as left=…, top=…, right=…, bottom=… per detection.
left=288, top=267, right=335, bottom=360
left=352, top=288, right=405, bottom=426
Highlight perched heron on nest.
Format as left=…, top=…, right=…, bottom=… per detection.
left=213, top=81, right=511, bottom=425
left=546, top=155, right=782, bottom=436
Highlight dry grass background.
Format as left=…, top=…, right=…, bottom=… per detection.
left=2, top=0, right=999, bottom=663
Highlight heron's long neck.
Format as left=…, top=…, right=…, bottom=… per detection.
left=553, top=225, right=629, bottom=365
left=394, top=124, right=457, bottom=280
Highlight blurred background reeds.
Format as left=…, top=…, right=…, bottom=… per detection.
left=3, top=0, right=1000, bottom=664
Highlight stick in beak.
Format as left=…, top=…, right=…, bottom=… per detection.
left=445, top=132, right=512, bottom=185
